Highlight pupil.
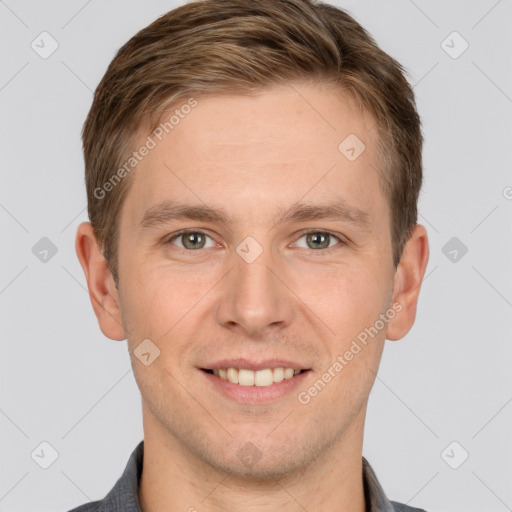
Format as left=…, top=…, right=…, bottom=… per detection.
left=308, top=232, right=329, bottom=249
left=185, top=233, right=203, bottom=249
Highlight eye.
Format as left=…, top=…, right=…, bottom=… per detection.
left=164, top=229, right=344, bottom=253
left=166, top=230, right=217, bottom=250
left=292, top=230, right=343, bottom=251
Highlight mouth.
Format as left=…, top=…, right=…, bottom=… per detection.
left=201, top=367, right=307, bottom=387
left=198, top=359, right=311, bottom=403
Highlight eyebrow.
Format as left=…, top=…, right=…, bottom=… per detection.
left=139, top=199, right=371, bottom=231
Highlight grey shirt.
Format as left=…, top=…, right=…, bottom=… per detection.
left=66, top=441, right=427, bottom=512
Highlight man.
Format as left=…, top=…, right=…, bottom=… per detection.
left=72, top=0, right=430, bottom=510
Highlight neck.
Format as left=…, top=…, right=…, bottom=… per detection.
left=138, top=405, right=367, bottom=512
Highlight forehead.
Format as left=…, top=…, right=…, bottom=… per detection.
left=122, top=82, right=386, bottom=227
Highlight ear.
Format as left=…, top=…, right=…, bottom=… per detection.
left=386, top=224, right=429, bottom=341
left=75, top=222, right=126, bottom=341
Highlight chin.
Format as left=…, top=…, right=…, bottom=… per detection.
left=185, top=428, right=335, bottom=482
left=205, top=450, right=311, bottom=481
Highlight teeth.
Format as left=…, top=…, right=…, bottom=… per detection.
left=211, top=367, right=302, bottom=387
left=255, top=369, right=273, bottom=386
left=273, top=367, right=284, bottom=383
left=238, top=369, right=255, bottom=386
left=227, top=367, right=239, bottom=384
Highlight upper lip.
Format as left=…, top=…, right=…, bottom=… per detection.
left=201, top=358, right=310, bottom=371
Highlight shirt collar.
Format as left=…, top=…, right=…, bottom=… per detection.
left=97, top=440, right=397, bottom=512
left=362, top=456, right=398, bottom=512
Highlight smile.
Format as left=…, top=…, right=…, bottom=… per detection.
left=203, top=367, right=303, bottom=387
left=200, top=365, right=310, bottom=403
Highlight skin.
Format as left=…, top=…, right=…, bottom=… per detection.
left=76, top=80, right=429, bottom=512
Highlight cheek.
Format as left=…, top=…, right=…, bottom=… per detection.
left=303, top=266, right=388, bottom=406
left=119, top=260, right=187, bottom=340
left=120, top=255, right=226, bottom=357
left=304, top=261, right=391, bottom=337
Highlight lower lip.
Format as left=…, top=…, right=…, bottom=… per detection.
left=200, top=370, right=310, bottom=404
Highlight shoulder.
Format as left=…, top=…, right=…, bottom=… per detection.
left=391, top=501, right=428, bottom=512
left=65, top=501, right=102, bottom=512
left=63, top=440, right=144, bottom=512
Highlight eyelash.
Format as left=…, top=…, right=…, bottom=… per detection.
left=164, top=229, right=345, bottom=254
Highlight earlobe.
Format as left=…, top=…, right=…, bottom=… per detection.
left=386, top=224, right=429, bottom=341
left=75, top=222, right=126, bottom=341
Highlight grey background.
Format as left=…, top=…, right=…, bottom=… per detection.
left=1, top=0, right=511, bottom=511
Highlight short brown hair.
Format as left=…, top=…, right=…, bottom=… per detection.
left=82, top=0, right=422, bottom=285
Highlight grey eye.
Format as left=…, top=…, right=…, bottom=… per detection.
left=294, top=231, right=341, bottom=250
left=170, top=231, right=215, bottom=250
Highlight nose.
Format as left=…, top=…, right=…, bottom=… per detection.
left=214, top=244, right=295, bottom=338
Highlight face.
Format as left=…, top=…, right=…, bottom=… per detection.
left=114, top=82, right=398, bottom=478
